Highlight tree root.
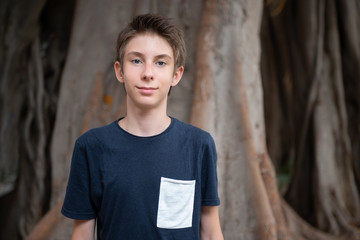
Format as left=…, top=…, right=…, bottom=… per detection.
left=25, top=201, right=73, bottom=240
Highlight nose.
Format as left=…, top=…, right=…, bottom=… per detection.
left=142, top=63, right=154, bottom=80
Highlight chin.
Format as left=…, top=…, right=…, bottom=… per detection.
left=136, top=101, right=160, bottom=109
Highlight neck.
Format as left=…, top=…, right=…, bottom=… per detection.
left=119, top=106, right=171, bottom=137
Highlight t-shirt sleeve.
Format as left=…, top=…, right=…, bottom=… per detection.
left=201, top=133, right=220, bottom=206
left=61, top=140, right=97, bottom=220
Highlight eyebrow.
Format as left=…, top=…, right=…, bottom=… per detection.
left=127, top=51, right=172, bottom=60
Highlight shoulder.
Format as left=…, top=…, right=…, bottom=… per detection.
left=172, top=118, right=215, bottom=146
left=75, top=120, right=118, bottom=148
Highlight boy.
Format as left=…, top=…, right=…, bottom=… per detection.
left=62, top=13, right=223, bottom=240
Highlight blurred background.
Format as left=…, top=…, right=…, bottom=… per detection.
left=0, top=0, right=359, bottom=239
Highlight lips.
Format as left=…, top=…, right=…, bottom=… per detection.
left=137, top=86, right=158, bottom=94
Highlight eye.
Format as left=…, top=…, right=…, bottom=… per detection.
left=131, top=59, right=142, bottom=64
left=156, top=61, right=166, bottom=66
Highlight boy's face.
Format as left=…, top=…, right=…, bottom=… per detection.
left=114, top=33, right=184, bottom=110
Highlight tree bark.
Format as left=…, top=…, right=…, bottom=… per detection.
left=0, top=0, right=74, bottom=238
left=312, top=0, right=360, bottom=234
left=1, top=0, right=359, bottom=239
left=336, top=0, right=360, bottom=192
left=191, top=0, right=281, bottom=238
left=262, top=0, right=360, bottom=238
left=0, top=1, right=49, bottom=239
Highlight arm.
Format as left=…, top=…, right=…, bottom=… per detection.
left=71, top=219, right=96, bottom=240
left=200, top=206, right=224, bottom=240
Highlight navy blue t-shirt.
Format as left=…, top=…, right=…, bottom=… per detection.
left=61, top=117, right=220, bottom=240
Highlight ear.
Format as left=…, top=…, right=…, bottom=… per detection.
left=171, top=66, right=184, bottom=87
left=114, top=61, right=124, bottom=83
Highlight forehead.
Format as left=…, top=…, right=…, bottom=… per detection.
left=125, top=33, right=174, bottom=58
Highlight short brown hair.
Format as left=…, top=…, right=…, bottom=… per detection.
left=116, top=13, right=186, bottom=70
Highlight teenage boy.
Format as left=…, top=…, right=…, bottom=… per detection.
left=62, top=13, right=224, bottom=240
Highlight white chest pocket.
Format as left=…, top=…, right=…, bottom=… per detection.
left=157, top=177, right=196, bottom=229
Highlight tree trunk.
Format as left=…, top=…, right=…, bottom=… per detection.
left=190, top=0, right=278, bottom=238
left=0, top=0, right=68, bottom=238
left=312, top=0, right=360, bottom=233
left=336, top=0, right=360, bottom=193
left=261, top=0, right=360, bottom=238
left=1, top=0, right=359, bottom=239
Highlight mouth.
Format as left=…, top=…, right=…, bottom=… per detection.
left=137, top=87, right=157, bottom=90
left=137, top=86, right=158, bottom=94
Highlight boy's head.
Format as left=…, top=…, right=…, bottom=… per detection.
left=116, top=13, right=186, bottom=71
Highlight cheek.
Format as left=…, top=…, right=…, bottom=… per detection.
left=122, top=68, right=138, bottom=81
